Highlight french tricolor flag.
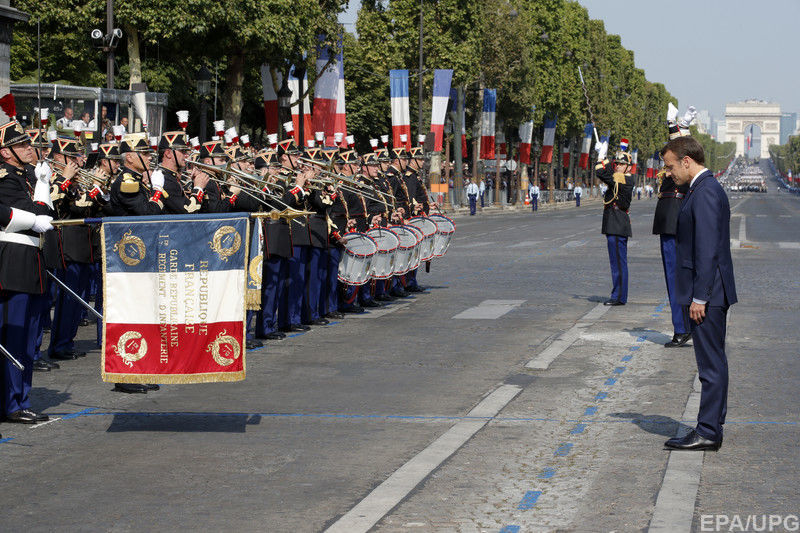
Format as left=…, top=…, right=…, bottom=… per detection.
left=497, top=130, right=507, bottom=160
left=390, top=69, right=411, bottom=150
left=646, top=157, right=654, bottom=179
left=334, top=56, right=347, bottom=147
left=578, top=123, right=593, bottom=169
left=518, top=117, right=534, bottom=166
left=539, top=115, right=557, bottom=164
left=313, top=36, right=347, bottom=147
left=286, top=65, right=313, bottom=147
left=429, top=69, right=452, bottom=152
left=450, top=88, right=467, bottom=156
left=260, top=64, right=279, bottom=137
left=479, top=88, right=496, bottom=160
left=561, top=141, right=570, bottom=168
left=619, top=138, right=629, bottom=152
left=631, top=149, right=639, bottom=174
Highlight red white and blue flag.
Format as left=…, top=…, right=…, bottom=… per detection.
left=619, top=138, right=629, bottom=152
left=646, top=156, right=655, bottom=178
left=479, top=88, right=496, bottom=160
left=390, top=69, right=411, bottom=150
left=631, top=149, right=639, bottom=174
left=539, top=115, right=557, bottom=164
left=578, top=123, right=593, bottom=169
left=450, top=88, right=467, bottom=156
left=497, top=130, right=507, bottom=160
left=562, top=141, right=570, bottom=168
left=101, top=213, right=249, bottom=384
left=285, top=65, right=313, bottom=147
left=313, top=36, right=347, bottom=147
left=518, top=117, right=534, bottom=166
left=429, top=69, right=453, bottom=152
left=260, top=64, right=279, bottom=137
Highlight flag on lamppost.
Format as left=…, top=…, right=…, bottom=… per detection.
left=286, top=65, right=313, bottom=147
left=539, top=115, right=557, bottom=164
left=578, top=123, right=593, bottom=169
left=429, top=69, right=453, bottom=152
left=312, top=35, right=347, bottom=147
left=390, top=69, right=411, bottom=150
left=631, top=148, right=639, bottom=174
left=260, top=64, right=279, bottom=137
left=562, top=141, right=570, bottom=168
left=479, top=88, right=496, bottom=160
left=518, top=117, right=534, bottom=166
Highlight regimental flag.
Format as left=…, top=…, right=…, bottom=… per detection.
left=102, top=213, right=249, bottom=384
left=429, top=69, right=453, bottom=152
left=313, top=35, right=347, bottom=147
left=646, top=156, right=654, bottom=178
left=286, top=65, right=313, bottom=147
left=260, top=64, right=279, bottom=137
left=562, top=141, right=571, bottom=168
left=390, top=69, right=411, bottom=150
left=540, top=115, right=557, bottom=163
left=631, top=149, right=639, bottom=174
left=579, top=123, right=593, bottom=169
left=479, top=88, right=496, bottom=160
left=518, top=116, right=534, bottom=166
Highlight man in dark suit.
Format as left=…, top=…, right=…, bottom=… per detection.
left=660, top=136, right=737, bottom=451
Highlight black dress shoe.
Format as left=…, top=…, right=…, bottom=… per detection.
left=263, top=332, right=286, bottom=340
left=311, top=318, right=330, bottom=326
left=288, top=324, right=311, bottom=332
left=326, top=312, right=345, bottom=319
left=45, top=360, right=60, bottom=370
left=664, top=332, right=692, bottom=348
left=33, top=360, right=51, bottom=372
left=390, top=289, right=410, bottom=298
left=113, top=383, right=148, bottom=394
left=342, top=305, right=365, bottom=314
left=51, top=351, right=79, bottom=361
left=361, top=300, right=382, bottom=308
left=406, top=285, right=426, bottom=293
left=603, top=299, right=624, bottom=306
left=375, top=294, right=394, bottom=302
left=145, top=384, right=160, bottom=391
left=664, top=429, right=721, bottom=451
left=6, top=409, right=49, bottom=424
left=246, top=339, right=263, bottom=349
left=79, top=318, right=91, bottom=327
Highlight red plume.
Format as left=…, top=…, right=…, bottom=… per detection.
left=0, top=93, right=16, bottom=119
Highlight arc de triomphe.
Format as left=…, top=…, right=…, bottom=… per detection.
left=724, top=100, right=781, bottom=159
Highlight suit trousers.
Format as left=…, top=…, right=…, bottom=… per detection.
left=48, top=262, right=92, bottom=356
left=606, top=235, right=628, bottom=303
left=660, top=235, right=689, bottom=335
left=286, top=246, right=308, bottom=326
left=575, top=193, right=581, bottom=207
left=304, top=247, right=324, bottom=323
left=257, top=256, right=288, bottom=336
left=531, top=195, right=538, bottom=212
left=1, top=291, right=43, bottom=416
left=324, top=247, right=341, bottom=316
left=690, top=305, right=729, bottom=441
left=468, top=194, right=477, bottom=215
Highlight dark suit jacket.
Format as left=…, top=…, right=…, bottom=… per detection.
left=676, top=170, right=737, bottom=307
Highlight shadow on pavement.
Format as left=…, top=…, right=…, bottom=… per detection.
left=106, top=413, right=259, bottom=433
left=609, top=412, right=691, bottom=438
left=29, top=387, right=72, bottom=412
left=623, top=327, right=672, bottom=345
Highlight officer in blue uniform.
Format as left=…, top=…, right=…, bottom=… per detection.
left=596, top=146, right=635, bottom=306
left=0, top=119, right=56, bottom=424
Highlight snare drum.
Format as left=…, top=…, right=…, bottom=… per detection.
left=405, top=225, right=424, bottom=271
left=388, top=225, right=419, bottom=275
left=407, top=216, right=437, bottom=262
left=337, top=232, right=378, bottom=286
left=428, top=214, right=456, bottom=257
left=366, top=227, right=400, bottom=280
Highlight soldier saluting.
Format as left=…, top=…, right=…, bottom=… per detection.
left=596, top=141, right=636, bottom=306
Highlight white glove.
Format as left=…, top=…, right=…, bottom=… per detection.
left=33, top=179, right=54, bottom=209
left=31, top=215, right=54, bottom=233
left=596, top=140, right=609, bottom=162
left=34, top=161, right=53, bottom=184
left=150, top=169, right=165, bottom=191
left=667, top=102, right=679, bottom=122
left=680, top=105, right=697, bottom=127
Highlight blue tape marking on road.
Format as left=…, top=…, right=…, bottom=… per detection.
left=636, top=335, right=647, bottom=342
left=621, top=355, right=633, bottom=362
left=61, top=407, right=97, bottom=420
left=539, top=467, right=557, bottom=479
left=604, top=378, right=617, bottom=386
left=613, top=366, right=625, bottom=374
left=629, top=346, right=640, bottom=351
left=595, top=391, right=608, bottom=400
left=517, top=491, right=542, bottom=510
left=499, top=526, right=521, bottom=533
left=288, top=332, right=306, bottom=338
left=584, top=406, right=598, bottom=416
left=326, top=321, right=341, bottom=326
left=570, top=423, right=587, bottom=434
left=554, top=443, right=573, bottom=456
left=0, top=437, right=15, bottom=444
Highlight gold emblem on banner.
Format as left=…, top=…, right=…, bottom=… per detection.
left=206, top=330, right=241, bottom=366
left=114, top=330, right=148, bottom=367
left=209, top=226, right=241, bottom=261
left=248, top=255, right=263, bottom=286
left=113, top=229, right=146, bottom=266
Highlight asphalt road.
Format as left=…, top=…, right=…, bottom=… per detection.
left=1, top=168, right=798, bottom=532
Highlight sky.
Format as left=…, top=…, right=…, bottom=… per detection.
left=339, top=0, right=800, bottom=123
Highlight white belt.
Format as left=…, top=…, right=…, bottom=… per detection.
left=0, top=231, right=40, bottom=247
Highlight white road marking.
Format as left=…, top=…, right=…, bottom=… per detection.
left=780, top=215, right=792, bottom=218
left=562, top=240, right=588, bottom=248
left=507, top=240, right=541, bottom=248
left=778, top=242, right=800, bottom=249
left=525, top=303, right=609, bottom=369
left=325, top=384, right=522, bottom=533
left=28, top=417, right=62, bottom=429
left=755, top=214, right=767, bottom=218
left=648, top=373, right=703, bottom=532
left=452, top=300, right=525, bottom=319
left=349, top=303, right=412, bottom=319
left=738, top=215, right=747, bottom=243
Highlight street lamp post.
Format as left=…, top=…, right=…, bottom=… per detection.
left=277, top=75, right=292, bottom=141
left=196, top=66, right=212, bottom=143
left=90, top=1, right=122, bottom=90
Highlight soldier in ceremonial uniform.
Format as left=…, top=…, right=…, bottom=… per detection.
left=302, top=147, right=330, bottom=326
left=0, top=120, right=55, bottom=424
left=595, top=143, right=635, bottom=306
left=402, top=147, right=429, bottom=293
left=153, top=131, right=208, bottom=214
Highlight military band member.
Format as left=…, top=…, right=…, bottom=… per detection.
left=0, top=120, right=55, bottom=424
left=154, top=131, right=207, bottom=215
left=110, top=133, right=163, bottom=216
left=596, top=145, right=635, bottom=306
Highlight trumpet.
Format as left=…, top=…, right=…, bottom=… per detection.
left=188, top=159, right=286, bottom=195
left=45, top=158, right=108, bottom=191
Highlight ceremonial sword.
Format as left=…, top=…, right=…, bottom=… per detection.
left=46, top=271, right=104, bottom=321
left=0, top=342, right=25, bottom=371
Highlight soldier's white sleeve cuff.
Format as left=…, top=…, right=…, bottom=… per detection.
left=692, top=298, right=707, bottom=305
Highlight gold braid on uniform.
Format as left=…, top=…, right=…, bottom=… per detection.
left=603, top=172, right=628, bottom=206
